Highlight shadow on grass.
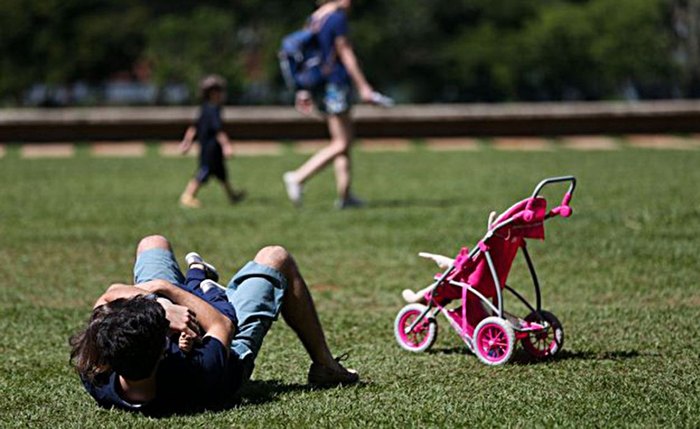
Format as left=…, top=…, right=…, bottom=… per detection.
left=511, top=349, right=642, bottom=365
left=365, top=198, right=460, bottom=209
left=150, top=379, right=366, bottom=417
left=209, top=379, right=367, bottom=414
left=428, top=346, right=471, bottom=355
left=235, top=379, right=313, bottom=406
left=427, top=347, right=642, bottom=364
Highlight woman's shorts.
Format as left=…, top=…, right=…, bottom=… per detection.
left=313, top=82, right=353, bottom=115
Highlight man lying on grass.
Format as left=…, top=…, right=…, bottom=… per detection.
left=69, top=235, right=358, bottom=415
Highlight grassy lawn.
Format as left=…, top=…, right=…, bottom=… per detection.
left=0, top=147, right=698, bottom=427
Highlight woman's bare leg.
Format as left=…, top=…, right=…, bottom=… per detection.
left=290, top=113, right=353, bottom=199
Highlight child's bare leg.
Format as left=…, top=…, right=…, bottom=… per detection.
left=180, top=179, right=202, bottom=207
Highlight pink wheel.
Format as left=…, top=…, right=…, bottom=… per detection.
left=522, top=310, right=564, bottom=359
left=473, top=317, right=515, bottom=365
left=394, top=304, right=437, bottom=352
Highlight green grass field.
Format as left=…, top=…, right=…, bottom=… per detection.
left=1, top=146, right=698, bottom=427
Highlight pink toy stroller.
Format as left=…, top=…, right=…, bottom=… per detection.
left=394, top=177, right=576, bottom=365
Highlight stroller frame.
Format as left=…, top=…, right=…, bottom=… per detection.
left=395, top=176, right=576, bottom=365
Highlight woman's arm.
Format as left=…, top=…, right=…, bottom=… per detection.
left=335, top=36, right=374, bottom=102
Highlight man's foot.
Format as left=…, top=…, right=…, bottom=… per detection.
left=283, top=172, right=303, bottom=207
left=308, top=356, right=359, bottom=387
left=185, top=252, right=219, bottom=282
left=229, top=190, right=246, bottom=204
left=180, top=194, right=201, bottom=208
left=335, top=194, right=365, bottom=210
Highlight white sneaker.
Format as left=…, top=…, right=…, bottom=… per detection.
left=200, top=279, right=227, bottom=293
left=335, top=194, right=365, bottom=209
left=283, top=172, right=303, bottom=207
left=185, top=252, right=219, bottom=282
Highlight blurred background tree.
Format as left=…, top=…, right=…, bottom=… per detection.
left=0, top=0, right=696, bottom=105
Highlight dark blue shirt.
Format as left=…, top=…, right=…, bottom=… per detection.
left=196, top=102, right=223, bottom=164
left=183, top=268, right=237, bottom=326
left=82, top=273, right=240, bottom=415
left=316, top=10, right=350, bottom=85
left=82, top=337, right=243, bottom=416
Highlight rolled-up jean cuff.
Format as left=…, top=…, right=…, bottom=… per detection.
left=133, top=248, right=185, bottom=287
left=226, top=261, right=287, bottom=361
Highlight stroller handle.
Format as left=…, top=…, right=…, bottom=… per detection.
left=525, top=176, right=576, bottom=220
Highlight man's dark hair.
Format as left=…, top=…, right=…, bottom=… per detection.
left=70, top=296, right=169, bottom=382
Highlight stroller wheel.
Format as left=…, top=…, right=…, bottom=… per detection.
left=473, top=317, right=515, bottom=365
left=394, top=304, right=437, bottom=352
left=522, top=310, right=564, bottom=359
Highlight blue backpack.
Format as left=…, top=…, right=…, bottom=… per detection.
left=279, top=17, right=333, bottom=91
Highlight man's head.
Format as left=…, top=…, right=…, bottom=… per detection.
left=70, top=296, right=169, bottom=382
left=199, top=74, right=227, bottom=103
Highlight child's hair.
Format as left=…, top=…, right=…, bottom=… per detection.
left=69, top=296, right=169, bottom=382
left=199, top=74, right=227, bottom=100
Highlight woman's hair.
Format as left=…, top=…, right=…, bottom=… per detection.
left=69, top=296, right=169, bottom=383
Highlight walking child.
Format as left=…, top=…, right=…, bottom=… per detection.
left=179, top=75, right=245, bottom=208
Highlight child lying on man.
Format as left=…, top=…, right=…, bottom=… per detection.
left=177, top=252, right=237, bottom=353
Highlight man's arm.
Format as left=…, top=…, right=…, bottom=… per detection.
left=93, top=283, right=200, bottom=338
left=139, top=280, right=234, bottom=352
left=335, top=36, right=374, bottom=102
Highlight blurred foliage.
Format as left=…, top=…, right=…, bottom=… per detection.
left=0, top=0, right=698, bottom=104
left=146, top=8, right=244, bottom=95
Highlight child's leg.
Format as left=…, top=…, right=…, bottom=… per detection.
left=208, top=157, right=244, bottom=203
left=180, top=178, right=203, bottom=208
left=219, top=178, right=245, bottom=203
left=184, top=267, right=208, bottom=293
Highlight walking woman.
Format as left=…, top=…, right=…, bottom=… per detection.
left=283, top=0, right=382, bottom=209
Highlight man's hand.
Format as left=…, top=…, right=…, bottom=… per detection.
left=157, top=298, right=200, bottom=338
left=137, top=278, right=234, bottom=351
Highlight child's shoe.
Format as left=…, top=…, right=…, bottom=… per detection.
left=229, top=190, right=246, bottom=204
left=185, top=252, right=219, bottom=282
left=180, top=194, right=201, bottom=208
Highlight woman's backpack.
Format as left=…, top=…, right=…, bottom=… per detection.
left=279, top=16, right=334, bottom=91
